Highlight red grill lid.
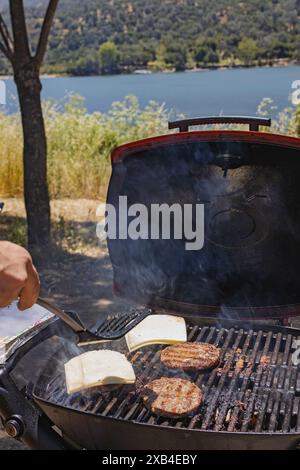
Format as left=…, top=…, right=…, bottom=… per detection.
left=107, top=129, right=300, bottom=319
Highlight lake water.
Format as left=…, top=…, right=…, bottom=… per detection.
left=2, top=65, right=300, bottom=117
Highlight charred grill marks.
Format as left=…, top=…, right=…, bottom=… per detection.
left=160, top=342, right=220, bottom=370
left=142, top=377, right=203, bottom=418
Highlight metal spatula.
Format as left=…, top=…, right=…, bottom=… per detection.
left=37, top=298, right=152, bottom=345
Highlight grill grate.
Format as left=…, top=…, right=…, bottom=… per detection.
left=35, top=322, right=300, bottom=433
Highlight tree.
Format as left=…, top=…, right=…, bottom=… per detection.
left=70, top=54, right=99, bottom=76
left=0, top=0, right=59, bottom=248
left=148, top=42, right=168, bottom=71
left=147, top=42, right=168, bottom=72
left=238, top=38, right=259, bottom=66
left=98, top=41, right=120, bottom=75
left=118, top=43, right=153, bottom=70
left=194, top=39, right=219, bottom=66
left=164, top=44, right=187, bottom=71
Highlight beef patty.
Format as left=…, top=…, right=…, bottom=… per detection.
left=142, top=377, right=202, bottom=418
left=160, top=342, right=220, bottom=370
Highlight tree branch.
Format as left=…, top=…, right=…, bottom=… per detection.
left=9, top=0, right=31, bottom=64
left=35, top=0, right=59, bottom=68
left=0, top=13, right=14, bottom=61
left=0, top=39, right=10, bottom=60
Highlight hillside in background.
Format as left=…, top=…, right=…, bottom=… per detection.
left=0, top=0, right=299, bottom=75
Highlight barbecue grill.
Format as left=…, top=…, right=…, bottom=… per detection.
left=1, top=116, right=300, bottom=450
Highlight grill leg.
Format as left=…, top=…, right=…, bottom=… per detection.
left=23, top=417, right=70, bottom=450
left=0, top=369, right=69, bottom=450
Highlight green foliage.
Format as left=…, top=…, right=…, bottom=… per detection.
left=148, top=43, right=169, bottom=71
left=1, top=0, right=299, bottom=75
left=69, top=55, right=99, bottom=76
left=257, top=97, right=297, bottom=135
left=98, top=41, right=120, bottom=75
left=164, top=44, right=187, bottom=71
left=194, top=39, right=219, bottom=66
left=238, top=38, right=259, bottom=66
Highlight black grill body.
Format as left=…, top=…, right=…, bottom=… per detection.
left=26, top=316, right=300, bottom=450
left=29, top=403, right=300, bottom=450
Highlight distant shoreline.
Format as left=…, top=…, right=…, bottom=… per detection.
left=0, top=60, right=299, bottom=80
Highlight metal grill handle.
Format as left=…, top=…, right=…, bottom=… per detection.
left=168, top=116, right=272, bottom=132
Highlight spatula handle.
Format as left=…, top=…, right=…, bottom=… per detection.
left=37, top=298, right=86, bottom=333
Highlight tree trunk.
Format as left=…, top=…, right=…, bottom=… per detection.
left=14, top=63, right=51, bottom=249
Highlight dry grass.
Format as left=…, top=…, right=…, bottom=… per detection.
left=0, top=95, right=169, bottom=199
left=0, top=112, right=23, bottom=196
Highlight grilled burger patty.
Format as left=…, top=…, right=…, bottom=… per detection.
left=160, top=342, right=220, bottom=370
left=142, top=377, right=202, bottom=418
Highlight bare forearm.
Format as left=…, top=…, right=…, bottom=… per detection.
left=0, top=241, right=40, bottom=310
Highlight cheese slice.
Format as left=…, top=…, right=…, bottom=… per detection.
left=125, top=314, right=187, bottom=352
left=65, top=350, right=136, bottom=394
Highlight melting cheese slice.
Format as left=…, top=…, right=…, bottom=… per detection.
left=65, top=350, right=136, bottom=394
left=125, top=314, right=187, bottom=352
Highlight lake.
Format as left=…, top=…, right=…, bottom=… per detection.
left=2, top=65, right=300, bottom=117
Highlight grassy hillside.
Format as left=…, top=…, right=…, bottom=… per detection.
left=0, top=0, right=299, bottom=75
